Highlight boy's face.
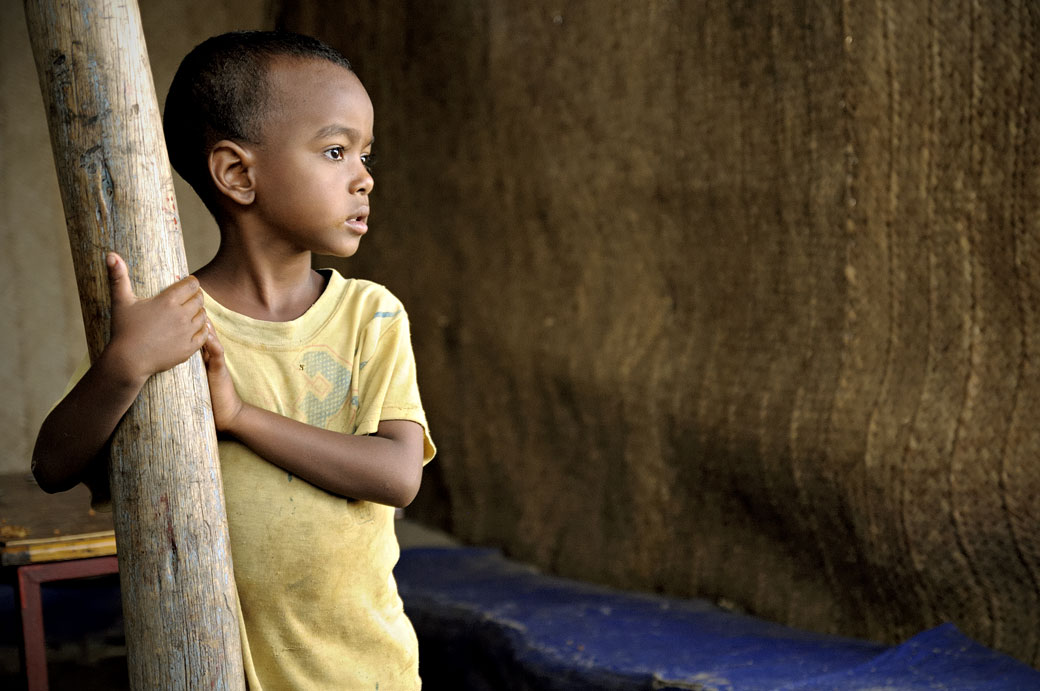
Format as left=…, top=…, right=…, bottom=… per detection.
left=245, top=57, right=374, bottom=258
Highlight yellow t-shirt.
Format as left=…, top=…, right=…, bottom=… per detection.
left=204, top=268, right=435, bottom=690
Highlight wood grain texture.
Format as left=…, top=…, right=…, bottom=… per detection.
left=2, top=531, right=116, bottom=566
left=0, top=472, right=115, bottom=567
left=22, top=0, right=244, bottom=687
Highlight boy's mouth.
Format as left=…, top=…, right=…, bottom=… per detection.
left=346, top=208, right=369, bottom=235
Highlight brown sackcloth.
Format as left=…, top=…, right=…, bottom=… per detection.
left=281, top=0, right=1040, bottom=666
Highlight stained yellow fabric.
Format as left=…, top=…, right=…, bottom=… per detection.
left=203, top=268, right=434, bottom=690
left=62, top=268, right=433, bottom=687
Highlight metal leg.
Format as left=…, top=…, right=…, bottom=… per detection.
left=14, top=557, right=119, bottom=691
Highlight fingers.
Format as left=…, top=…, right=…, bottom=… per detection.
left=191, top=303, right=208, bottom=329
left=191, top=318, right=209, bottom=349
left=163, top=274, right=203, bottom=305
left=200, top=322, right=220, bottom=360
left=204, top=321, right=225, bottom=358
left=105, top=256, right=215, bottom=375
left=106, top=252, right=136, bottom=306
left=108, top=252, right=203, bottom=308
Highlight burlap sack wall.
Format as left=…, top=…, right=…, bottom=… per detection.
left=281, top=1, right=1040, bottom=664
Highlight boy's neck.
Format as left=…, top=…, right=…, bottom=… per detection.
left=194, top=234, right=329, bottom=323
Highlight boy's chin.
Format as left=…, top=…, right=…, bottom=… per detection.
left=315, top=244, right=361, bottom=259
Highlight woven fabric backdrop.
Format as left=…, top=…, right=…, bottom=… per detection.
left=281, top=0, right=1040, bottom=665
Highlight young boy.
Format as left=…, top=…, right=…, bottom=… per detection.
left=31, top=31, right=435, bottom=689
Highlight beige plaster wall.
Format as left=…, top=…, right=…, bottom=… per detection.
left=0, top=0, right=270, bottom=475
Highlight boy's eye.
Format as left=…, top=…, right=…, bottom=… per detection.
left=324, top=147, right=345, bottom=161
left=361, top=153, right=374, bottom=171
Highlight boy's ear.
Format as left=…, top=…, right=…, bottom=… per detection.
left=208, top=140, right=257, bottom=206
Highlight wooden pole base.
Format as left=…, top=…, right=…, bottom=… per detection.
left=23, top=0, right=245, bottom=687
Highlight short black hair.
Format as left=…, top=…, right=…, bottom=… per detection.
left=163, top=30, right=352, bottom=215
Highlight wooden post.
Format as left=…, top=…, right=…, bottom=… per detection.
left=23, top=1, right=245, bottom=688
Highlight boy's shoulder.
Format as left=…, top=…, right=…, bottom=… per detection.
left=324, top=269, right=408, bottom=323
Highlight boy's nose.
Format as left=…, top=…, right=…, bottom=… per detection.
left=351, top=164, right=374, bottom=195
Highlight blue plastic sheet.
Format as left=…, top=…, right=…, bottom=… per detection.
left=396, top=547, right=1040, bottom=690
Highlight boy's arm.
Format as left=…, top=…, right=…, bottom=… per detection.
left=32, top=253, right=209, bottom=493
left=201, top=325, right=424, bottom=508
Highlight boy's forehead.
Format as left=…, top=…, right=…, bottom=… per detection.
left=262, top=57, right=371, bottom=130
left=265, top=57, right=361, bottom=99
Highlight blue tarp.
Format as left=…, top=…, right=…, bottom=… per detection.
left=396, top=547, right=1040, bottom=690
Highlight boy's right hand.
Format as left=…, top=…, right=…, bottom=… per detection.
left=104, top=252, right=209, bottom=384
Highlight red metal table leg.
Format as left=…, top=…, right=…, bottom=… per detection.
left=14, top=557, right=119, bottom=691
left=16, top=566, right=46, bottom=690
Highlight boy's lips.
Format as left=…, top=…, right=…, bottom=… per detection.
left=346, top=208, right=369, bottom=235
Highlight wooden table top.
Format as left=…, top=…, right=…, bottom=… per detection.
left=0, top=473, right=115, bottom=566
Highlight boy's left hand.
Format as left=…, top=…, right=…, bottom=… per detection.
left=201, top=323, right=245, bottom=432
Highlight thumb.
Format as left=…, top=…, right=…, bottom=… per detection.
left=106, top=252, right=136, bottom=305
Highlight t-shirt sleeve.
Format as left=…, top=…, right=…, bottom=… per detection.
left=353, top=310, right=436, bottom=464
